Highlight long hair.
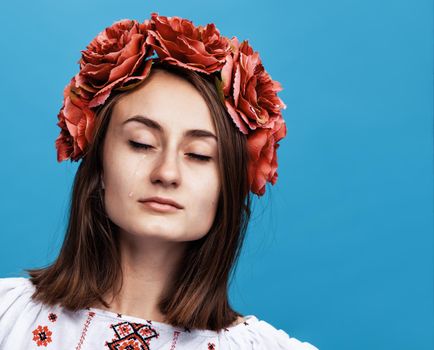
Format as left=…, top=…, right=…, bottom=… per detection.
left=25, top=61, right=252, bottom=331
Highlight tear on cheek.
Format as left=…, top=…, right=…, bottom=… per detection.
left=126, top=154, right=147, bottom=199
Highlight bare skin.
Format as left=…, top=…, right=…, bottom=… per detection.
left=92, top=68, right=244, bottom=326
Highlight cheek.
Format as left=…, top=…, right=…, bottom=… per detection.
left=191, top=172, right=220, bottom=217
left=103, top=141, right=144, bottom=193
left=104, top=155, right=126, bottom=192
left=184, top=182, right=219, bottom=241
left=102, top=150, right=147, bottom=233
left=103, top=144, right=141, bottom=207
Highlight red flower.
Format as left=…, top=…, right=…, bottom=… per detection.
left=246, top=117, right=287, bottom=196
left=54, top=13, right=288, bottom=196
left=56, top=19, right=155, bottom=162
left=220, top=37, right=286, bottom=134
left=75, top=19, right=154, bottom=108
left=219, top=37, right=287, bottom=195
left=55, top=77, right=95, bottom=162
left=147, top=12, right=231, bottom=74
left=32, top=325, right=53, bottom=347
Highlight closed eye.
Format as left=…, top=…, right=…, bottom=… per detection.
left=129, top=140, right=153, bottom=150
left=128, top=141, right=211, bottom=162
left=187, top=153, right=211, bottom=162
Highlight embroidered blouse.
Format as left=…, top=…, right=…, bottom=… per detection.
left=0, top=277, right=319, bottom=349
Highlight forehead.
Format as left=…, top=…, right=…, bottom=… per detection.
left=112, top=69, right=215, bottom=134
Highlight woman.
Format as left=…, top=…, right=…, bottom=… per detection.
left=0, top=13, right=319, bottom=349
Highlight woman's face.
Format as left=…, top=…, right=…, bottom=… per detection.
left=101, top=68, right=221, bottom=242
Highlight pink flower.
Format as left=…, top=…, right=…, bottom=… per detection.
left=146, top=12, right=232, bottom=74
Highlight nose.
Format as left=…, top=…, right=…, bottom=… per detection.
left=149, top=146, right=181, bottom=188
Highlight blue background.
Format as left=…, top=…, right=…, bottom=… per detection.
left=0, top=1, right=432, bottom=349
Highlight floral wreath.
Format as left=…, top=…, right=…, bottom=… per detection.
left=55, top=12, right=287, bottom=197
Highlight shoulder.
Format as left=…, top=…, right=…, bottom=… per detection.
left=0, top=276, right=34, bottom=307
left=227, top=315, right=319, bottom=350
left=0, top=277, right=36, bottom=326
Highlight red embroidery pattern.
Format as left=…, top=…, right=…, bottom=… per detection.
left=105, top=321, right=159, bottom=349
left=32, top=325, right=53, bottom=347
left=75, top=311, right=96, bottom=350
left=170, top=330, right=180, bottom=350
left=48, top=312, right=57, bottom=322
left=208, top=342, right=216, bottom=350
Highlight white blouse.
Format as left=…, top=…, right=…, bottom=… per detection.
left=0, top=277, right=319, bottom=349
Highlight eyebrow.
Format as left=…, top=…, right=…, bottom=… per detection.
left=122, top=115, right=218, bottom=141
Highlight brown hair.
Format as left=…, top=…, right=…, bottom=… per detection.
left=24, top=61, right=252, bottom=331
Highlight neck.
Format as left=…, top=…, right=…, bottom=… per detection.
left=93, top=230, right=188, bottom=322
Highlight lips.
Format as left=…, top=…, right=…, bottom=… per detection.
left=138, top=196, right=183, bottom=209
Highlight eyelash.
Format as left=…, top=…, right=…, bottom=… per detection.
left=128, top=141, right=212, bottom=162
